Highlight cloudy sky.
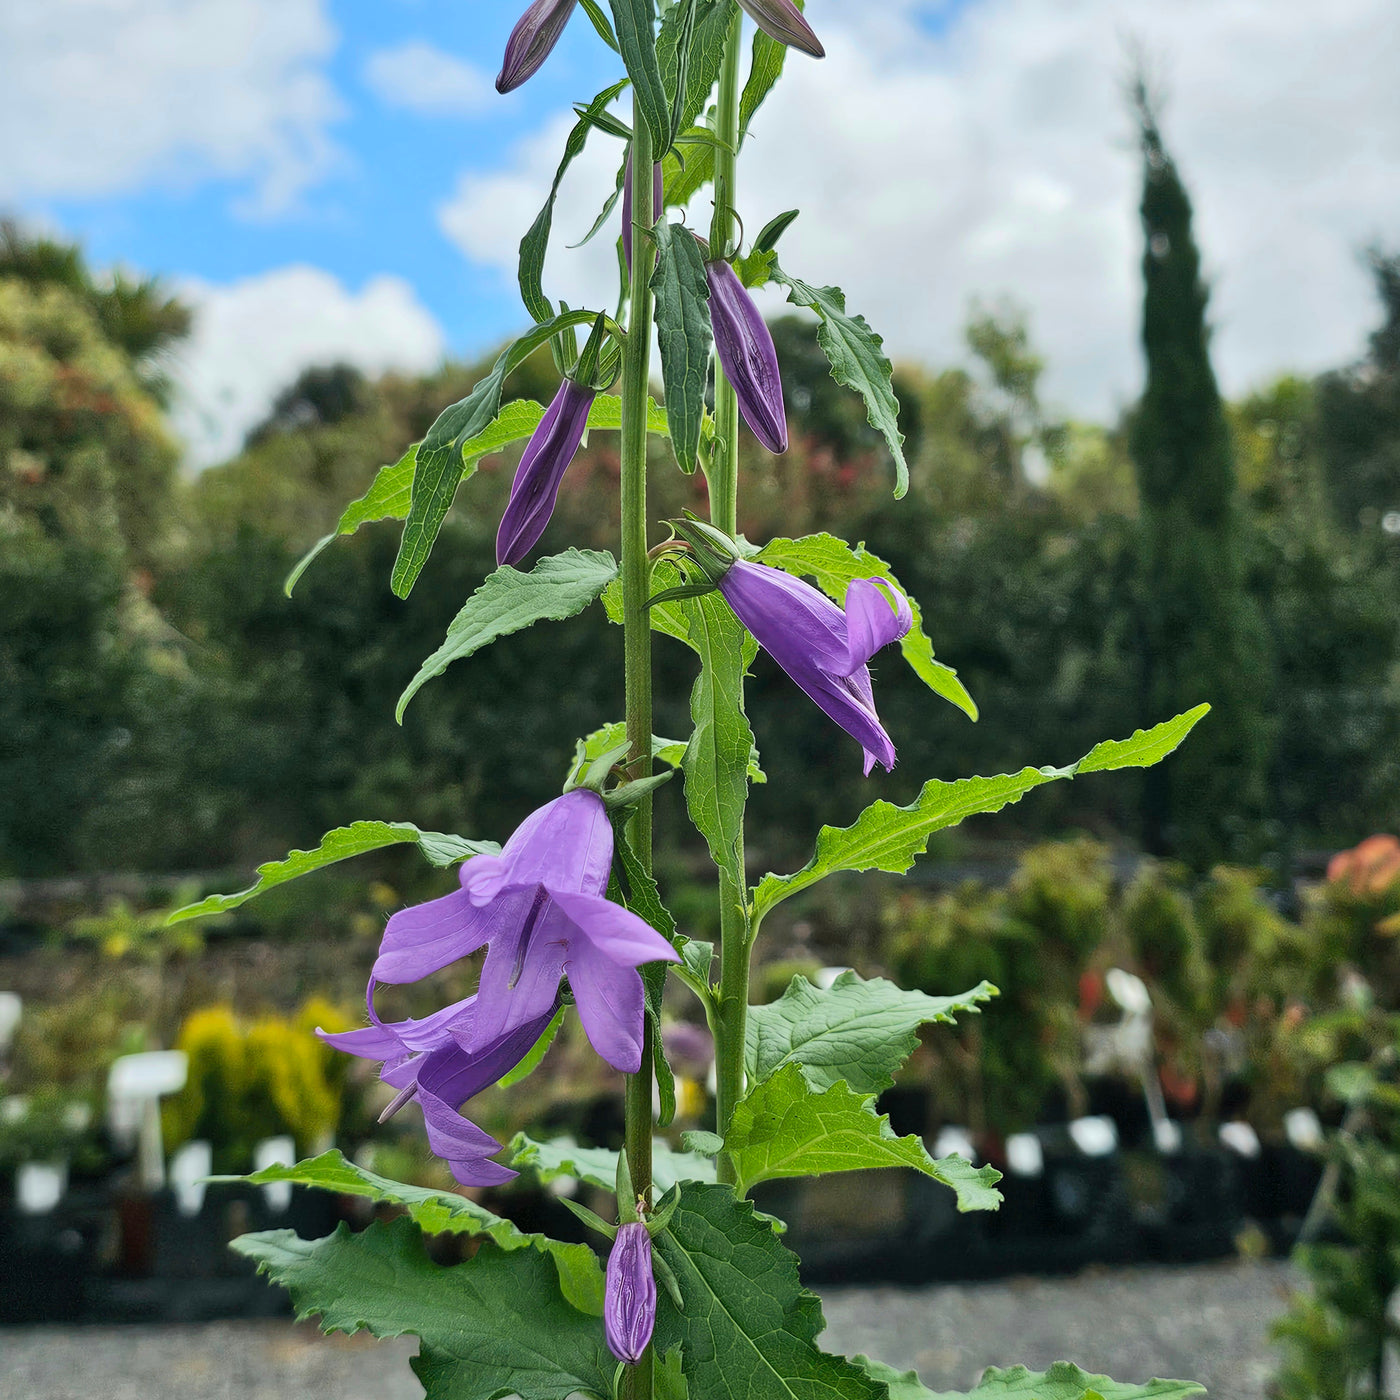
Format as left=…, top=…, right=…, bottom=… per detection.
left=4, top=0, right=1397, bottom=466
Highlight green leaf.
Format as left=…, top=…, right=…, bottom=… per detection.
left=397, top=549, right=619, bottom=720
left=738, top=14, right=789, bottom=140
left=394, top=309, right=598, bottom=598
left=578, top=0, right=621, bottom=52
left=511, top=1133, right=719, bottom=1193
left=757, top=533, right=978, bottom=720
left=223, top=1151, right=602, bottom=1314
left=750, top=708, right=1211, bottom=929
left=651, top=218, right=713, bottom=474
left=169, top=822, right=498, bottom=923
left=520, top=80, right=631, bottom=326
left=657, top=1347, right=690, bottom=1400
left=234, top=1218, right=615, bottom=1400
left=849, top=1356, right=963, bottom=1400
left=570, top=722, right=691, bottom=785
left=651, top=1183, right=885, bottom=1400
left=609, top=0, right=670, bottom=151
left=498, top=1006, right=567, bottom=1090
left=966, top=1363, right=1204, bottom=1400
left=770, top=268, right=908, bottom=498
left=664, top=131, right=716, bottom=210
left=724, top=1064, right=1002, bottom=1208
left=746, top=970, right=997, bottom=1095
left=658, top=0, right=736, bottom=137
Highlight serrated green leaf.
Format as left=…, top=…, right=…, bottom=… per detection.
left=738, top=12, right=789, bottom=140
left=657, top=1347, right=690, bottom=1400
left=652, top=218, right=713, bottom=474
left=394, top=309, right=598, bottom=598
left=520, top=80, right=631, bottom=326
left=849, top=1355, right=963, bottom=1400
left=610, top=0, right=669, bottom=151
left=169, top=822, right=498, bottom=923
left=397, top=549, right=619, bottom=720
left=664, top=130, right=716, bottom=210
left=967, top=1363, right=1204, bottom=1399
left=750, top=708, right=1211, bottom=929
left=511, top=1133, right=718, bottom=1194
left=724, top=1064, right=1002, bottom=1208
left=497, top=1006, right=567, bottom=1090
left=757, top=533, right=978, bottom=720
left=220, top=1149, right=602, bottom=1313
left=770, top=268, right=908, bottom=498
left=652, top=1183, right=885, bottom=1400
left=658, top=0, right=734, bottom=136
left=234, top=1218, right=614, bottom=1400
left=746, top=970, right=996, bottom=1096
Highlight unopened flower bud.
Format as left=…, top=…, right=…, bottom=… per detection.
left=622, top=154, right=665, bottom=273
left=706, top=258, right=788, bottom=454
left=605, top=1223, right=657, bottom=1365
left=497, top=0, right=577, bottom=95
left=737, top=0, right=825, bottom=58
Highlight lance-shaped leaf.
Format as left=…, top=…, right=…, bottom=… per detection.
left=738, top=4, right=792, bottom=139
left=397, top=549, right=619, bottom=720
left=169, top=823, right=498, bottom=923
left=394, top=308, right=599, bottom=598
left=652, top=219, right=713, bottom=473
left=609, top=0, right=670, bottom=151
left=770, top=266, right=908, bottom=498
left=965, top=1364, right=1205, bottom=1400
left=651, top=1183, right=886, bottom=1400
left=663, top=131, right=716, bottom=210
left=750, top=707, right=1211, bottom=931
left=521, top=79, right=631, bottom=326
left=658, top=0, right=736, bottom=136
left=235, top=1218, right=615, bottom=1400
left=747, top=971, right=996, bottom=1096
left=222, top=1149, right=601, bottom=1312
left=723, top=1064, right=1002, bottom=1209
left=757, top=533, right=977, bottom=720
left=511, top=1133, right=719, bottom=1192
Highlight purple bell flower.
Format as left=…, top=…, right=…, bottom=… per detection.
left=497, top=0, right=578, bottom=94
left=372, top=789, right=679, bottom=1074
left=605, top=1223, right=657, bottom=1364
left=706, top=258, right=788, bottom=454
left=719, top=563, right=912, bottom=773
left=497, top=377, right=597, bottom=567
left=319, top=988, right=559, bottom=1186
left=621, top=154, right=664, bottom=273
left=737, top=0, right=825, bottom=58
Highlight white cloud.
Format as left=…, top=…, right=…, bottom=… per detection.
left=171, top=266, right=445, bottom=467
left=438, top=0, right=1400, bottom=419
left=0, top=0, right=342, bottom=213
left=363, top=40, right=492, bottom=116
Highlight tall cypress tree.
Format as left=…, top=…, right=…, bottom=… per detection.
left=1128, top=84, right=1271, bottom=864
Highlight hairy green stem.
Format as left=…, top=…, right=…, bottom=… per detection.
left=709, top=9, right=749, bottom=1184
left=621, top=106, right=656, bottom=1400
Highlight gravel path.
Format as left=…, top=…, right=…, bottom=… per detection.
left=0, top=1260, right=1296, bottom=1400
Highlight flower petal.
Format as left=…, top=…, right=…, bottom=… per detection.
left=373, top=887, right=494, bottom=984
left=565, top=935, right=647, bottom=1073
left=839, top=578, right=913, bottom=676
left=720, top=559, right=849, bottom=672
left=549, top=889, right=681, bottom=968
left=469, top=894, right=570, bottom=1052
left=491, top=789, right=614, bottom=899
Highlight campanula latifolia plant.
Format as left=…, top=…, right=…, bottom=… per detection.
left=174, top=6, right=1210, bottom=1397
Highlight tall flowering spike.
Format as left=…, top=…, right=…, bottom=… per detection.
left=605, top=1223, right=657, bottom=1365
left=621, top=154, right=665, bottom=272
left=718, top=562, right=912, bottom=773
left=372, top=790, right=679, bottom=1073
left=497, top=378, right=597, bottom=567
left=497, top=0, right=578, bottom=94
left=706, top=258, right=788, bottom=454
left=736, top=0, right=825, bottom=58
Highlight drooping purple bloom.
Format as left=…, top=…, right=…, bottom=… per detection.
left=719, top=564, right=912, bottom=773
left=706, top=258, right=788, bottom=454
left=373, top=790, right=679, bottom=1073
left=497, top=0, right=578, bottom=94
left=621, top=155, right=664, bottom=272
left=737, top=0, right=825, bottom=58
left=319, top=989, right=559, bottom=1186
left=497, top=378, right=597, bottom=567
left=605, top=1223, right=657, bottom=1364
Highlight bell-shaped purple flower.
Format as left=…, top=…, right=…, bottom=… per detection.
left=719, top=564, right=912, bottom=773
left=372, top=789, right=679, bottom=1074
left=737, top=0, right=825, bottom=58
left=497, top=377, right=597, bottom=567
left=622, top=155, right=664, bottom=273
left=497, top=0, right=578, bottom=94
left=605, top=1223, right=657, bottom=1364
left=706, top=258, right=788, bottom=454
left=319, top=988, right=559, bottom=1186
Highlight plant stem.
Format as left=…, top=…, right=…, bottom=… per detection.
left=620, top=107, right=656, bottom=1400
left=709, top=9, right=749, bottom=1183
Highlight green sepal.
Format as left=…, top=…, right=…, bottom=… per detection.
left=561, top=1196, right=619, bottom=1242
left=601, top=770, right=677, bottom=811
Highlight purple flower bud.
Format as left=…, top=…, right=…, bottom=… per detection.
left=706, top=258, right=788, bottom=454
left=622, top=154, right=664, bottom=273
left=496, top=377, right=597, bottom=567
left=605, top=1223, right=657, bottom=1365
left=736, top=0, right=825, bottom=58
left=497, top=0, right=577, bottom=94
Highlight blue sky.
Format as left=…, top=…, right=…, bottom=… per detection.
left=4, top=0, right=1395, bottom=465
